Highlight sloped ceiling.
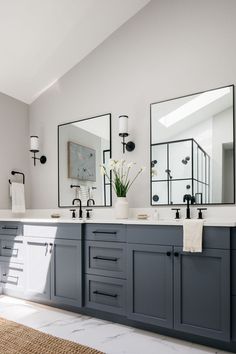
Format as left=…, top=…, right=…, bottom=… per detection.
left=0, top=0, right=150, bottom=103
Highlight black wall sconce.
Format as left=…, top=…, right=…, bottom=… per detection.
left=118, top=115, right=135, bottom=153
left=30, top=136, right=47, bottom=166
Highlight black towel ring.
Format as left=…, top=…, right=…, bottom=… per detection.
left=9, top=171, right=25, bottom=185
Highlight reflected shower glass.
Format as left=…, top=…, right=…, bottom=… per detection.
left=150, top=85, right=235, bottom=205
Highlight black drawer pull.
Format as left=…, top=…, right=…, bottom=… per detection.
left=2, top=226, right=18, bottom=230
left=174, top=252, right=179, bottom=257
left=93, top=290, right=118, bottom=298
left=2, top=246, right=12, bottom=250
left=166, top=251, right=171, bottom=257
left=93, top=256, right=118, bottom=262
left=92, top=231, right=117, bottom=235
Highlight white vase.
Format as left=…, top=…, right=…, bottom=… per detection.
left=114, top=197, right=129, bottom=219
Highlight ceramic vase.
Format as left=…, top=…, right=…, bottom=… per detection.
left=114, top=197, right=129, bottom=219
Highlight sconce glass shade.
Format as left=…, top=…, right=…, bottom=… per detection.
left=119, top=115, right=129, bottom=136
left=30, top=136, right=39, bottom=152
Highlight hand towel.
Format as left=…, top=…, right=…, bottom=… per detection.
left=11, top=182, right=25, bottom=214
left=183, top=219, right=204, bottom=252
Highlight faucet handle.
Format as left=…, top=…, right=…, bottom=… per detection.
left=86, top=209, right=93, bottom=219
left=197, top=208, right=207, bottom=219
left=70, top=209, right=76, bottom=219
left=171, top=208, right=180, bottom=219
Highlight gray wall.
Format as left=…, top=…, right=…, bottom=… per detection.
left=0, top=92, right=29, bottom=208
left=29, top=0, right=236, bottom=209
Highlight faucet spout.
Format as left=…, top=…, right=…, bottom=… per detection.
left=87, top=198, right=95, bottom=207
left=183, top=194, right=195, bottom=219
left=72, top=198, right=83, bottom=218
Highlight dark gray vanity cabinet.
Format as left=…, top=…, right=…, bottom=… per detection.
left=24, top=223, right=82, bottom=307
left=84, top=224, right=127, bottom=315
left=174, top=247, right=230, bottom=341
left=127, top=225, right=231, bottom=342
left=50, top=239, right=81, bottom=307
left=127, top=243, right=173, bottom=328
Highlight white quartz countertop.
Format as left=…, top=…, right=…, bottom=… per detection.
left=0, top=217, right=235, bottom=227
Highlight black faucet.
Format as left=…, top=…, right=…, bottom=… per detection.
left=72, top=198, right=83, bottom=218
left=183, top=194, right=195, bottom=219
left=87, top=198, right=95, bottom=207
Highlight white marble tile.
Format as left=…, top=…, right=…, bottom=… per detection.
left=0, top=296, right=232, bottom=354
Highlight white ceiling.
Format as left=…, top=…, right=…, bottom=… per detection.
left=0, top=0, right=150, bottom=104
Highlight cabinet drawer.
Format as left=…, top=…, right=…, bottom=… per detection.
left=0, top=223, right=22, bottom=236
left=0, top=262, right=24, bottom=291
left=23, top=223, right=81, bottom=240
left=85, top=275, right=126, bottom=315
left=85, top=241, right=126, bottom=279
left=127, top=225, right=230, bottom=249
left=0, top=237, right=23, bottom=263
left=85, top=224, right=126, bottom=242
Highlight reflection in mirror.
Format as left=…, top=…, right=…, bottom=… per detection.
left=150, top=85, right=235, bottom=205
left=58, top=113, right=111, bottom=207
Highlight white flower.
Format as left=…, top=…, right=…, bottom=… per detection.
left=127, top=162, right=135, bottom=168
left=100, top=164, right=106, bottom=176
left=108, top=159, right=116, bottom=170
left=152, top=168, right=157, bottom=176
left=115, top=160, right=121, bottom=169
left=140, top=166, right=146, bottom=173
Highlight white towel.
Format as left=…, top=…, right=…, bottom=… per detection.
left=183, top=219, right=204, bottom=252
left=11, top=182, right=25, bottom=214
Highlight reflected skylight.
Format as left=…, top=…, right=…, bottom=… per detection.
left=159, top=87, right=230, bottom=128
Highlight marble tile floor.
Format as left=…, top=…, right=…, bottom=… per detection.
left=0, top=295, right=232, bottom=354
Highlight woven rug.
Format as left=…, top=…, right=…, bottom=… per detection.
left=0, top=317, right=104, bottom=354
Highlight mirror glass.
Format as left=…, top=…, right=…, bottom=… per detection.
left=150, top=85, right=235, bottom=205
left=58, top=113, right=112, bottom=207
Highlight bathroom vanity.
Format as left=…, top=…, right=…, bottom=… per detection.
left=0, top=218, right=235, bottom=352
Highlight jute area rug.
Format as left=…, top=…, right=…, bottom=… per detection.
left=0, top=317, right=104, bottom=354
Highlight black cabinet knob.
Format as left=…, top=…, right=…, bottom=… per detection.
left=166, top=251, right=171, bottom=257
left=174, top=252, right=179, bottom=257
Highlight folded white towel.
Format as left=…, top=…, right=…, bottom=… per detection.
left=183, top=219, right=204, bottom=252
left=11, top=182, right=25, bottom=214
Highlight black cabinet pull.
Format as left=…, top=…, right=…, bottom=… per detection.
left=2, top=226, right=18, bottom=230
left=2, top=246, right=12, bottom=250
left=93, top=256, right=118, bottom=262
left=93, top=290, right=118, bottom=298
left=174, top=252, right=179, bottom=257
left=166, top=251, right=171, bottom=257
left=44, top=243, right=48, bottom=255
left=92, top=231, right=117, bottom=235
left=49, top=243, right=53, bottom=254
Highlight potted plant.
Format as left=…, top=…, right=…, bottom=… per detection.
left=100, top=159, right=145, bottom=218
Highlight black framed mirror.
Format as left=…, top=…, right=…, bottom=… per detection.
left=58, top=113, right=112, bottom=207
left=150, top=85, right=235, bottom=205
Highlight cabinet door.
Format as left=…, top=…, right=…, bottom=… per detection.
left=24, top=237, right=51, bottom=301
left=127, top=244, right=173, bottom=328
left=51, top=239, right=82, bottom=307
left=174, top=247, right=230, bottom=341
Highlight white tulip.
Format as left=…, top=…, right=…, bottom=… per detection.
left=140, top=166, right=146, bottom=173
left=100, top=165, right=105, bottom=176
left=127, top=162, right=134, bottom=168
